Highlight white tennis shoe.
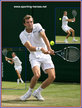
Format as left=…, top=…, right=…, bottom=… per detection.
left=72, top=39, right=78, bottom=42
left=64, top=39, right=68, bottom=43
left=17, top=79, right=19, bottom=84
left=21, top=80, right=24, bottom=84
left=20, top=91, right=32, bottom=101
left=32, top=91, right=44, bottom=101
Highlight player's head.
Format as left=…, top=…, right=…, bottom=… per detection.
left=12, top=52, right=16, bottom=57
left=64, top=11, right=67, bottom=16
left=23, top=15, right=34, bottom=30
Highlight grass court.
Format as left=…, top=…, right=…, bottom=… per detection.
left=2, top=81, right=80, bottom=107
left=56, top=36, right=80, bottom=44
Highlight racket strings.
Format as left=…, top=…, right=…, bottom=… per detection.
left=72, top=10, right=77, bottom=17
left=66, top=48, right=80, bottom=62
left=2, top=49, right=8, bottom=56
left=56, top=47, right=80, bottom=62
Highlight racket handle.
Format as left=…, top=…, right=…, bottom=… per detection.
left=72, top=18, right=75, bottom=22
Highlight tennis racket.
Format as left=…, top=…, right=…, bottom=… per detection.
left=2, top=49, right=8, bottom=57
left=72, top=10, right=77, bottom=18
left=54, top=46, right=80, bottom=62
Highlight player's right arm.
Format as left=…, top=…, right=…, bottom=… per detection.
left=5, top=57, right=12, bottom=61
left=24, top=41, right=50, bottom=54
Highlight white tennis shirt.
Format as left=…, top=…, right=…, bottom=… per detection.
left=62, top=16, right=68, bottom=27
left=19, top=23, right=51, bottom=61
left=12, top=56, right=22, bottom=67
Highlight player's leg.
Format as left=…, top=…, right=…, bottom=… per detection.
left=32, top=57, right=55, bottom=101
left=66, top=31, right=71, bottom=39
left=16, top=70, right=21, bottom=79
left=70, top=28, right=74, bottom=37
left=41, top=68, right=55, bottom=88
left=16, top=69, right=24, bottom=84
left=62, top=26, right=71, bottom=43
left=70, top=28, right=78, bottom=42
left=18, top=66, right=24, bottom=83
left=16, top=70, right=21, bottom=84
left=30, top=66, right=41, bottom=88
left=20, top=60, right=41, bottom=101
left=32, top=68, right=55, bottom=101
left=64, top=30, right=71, bottom=43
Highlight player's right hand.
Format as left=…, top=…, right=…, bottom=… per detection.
left=48, top=49, right=55, bottom=55
left=41, top=48, right=55, bottom=55
left=41, top=48, right=51, bottom=54
left=73, top=18, right=75, bottom=22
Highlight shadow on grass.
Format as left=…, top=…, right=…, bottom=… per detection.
left=2, top=99, right=44, bottom=104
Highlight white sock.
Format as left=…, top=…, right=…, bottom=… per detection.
left=28, top=87, right=33, bottom=92
left=17, top=79, right=19, bottom=84
left=17, top=79, right=19, bottom=81
left=36, top=86, right=43, bottom=93
left=20, top=78, right=22, bottom=81
left=73, top=37, right=75, bottom=40
left=20, top=78, right=23, bottom=82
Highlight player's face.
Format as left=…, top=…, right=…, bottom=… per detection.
left=24, top=18, right=33, bottom=30
left=12, top=53, right=15, bottom=57
left=65, top=11, right=67, bottom=16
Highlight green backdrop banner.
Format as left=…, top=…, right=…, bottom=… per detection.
left=2, top=2, right=80, bottom=46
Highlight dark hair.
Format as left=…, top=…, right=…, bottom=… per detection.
left=23, top=15, right=33, bottom=24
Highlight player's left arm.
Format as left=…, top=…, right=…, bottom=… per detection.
left=5, top=57, right=14, bottom=64
left=40, top=31, right=55, bottom=55
left=7, top=60, right=14, bottom=64
left=66, top=18, right=75, bottom=22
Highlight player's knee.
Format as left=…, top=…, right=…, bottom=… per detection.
left=73, top=29, right=74, bottom=33
left=68, top=32, right=71, bottom=35
left=33, top=67, right=41, bottom=80
left=52, top=74, right=55, bottom=81
left=49, top=74, right=55, bottom=81
left=71, top=29, right=74, bottom=33
left=35, top=73, right=40, bottom=80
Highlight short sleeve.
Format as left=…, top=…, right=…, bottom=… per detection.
left=37, top=23, right=45, bottom=33
left=19, top=32, right=27, bottom=45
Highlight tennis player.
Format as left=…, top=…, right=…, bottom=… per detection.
left=62, top=11, right=78, bottom=43
left=5, top=52, right=24, bottom=84
left=19, top=15, right=55, bottom=101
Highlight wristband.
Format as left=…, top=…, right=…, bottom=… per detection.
left=72, top=20, right=74, bottom=22
left=36, top=47, right=42, bottom=51
left=7, top=60, right=11, bottom=63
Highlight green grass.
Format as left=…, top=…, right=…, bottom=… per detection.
left=2, top=81, right=26, bottom=89
left=2, top=81, right=80, bottom=107
left=56, top=36, right=80, bottom=44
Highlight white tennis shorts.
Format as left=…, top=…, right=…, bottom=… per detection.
left=30, top=56, right=54, bottom=74
left=14, top=66, right=22, bottom=74
left=62, top=26, right=72, bottom=32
